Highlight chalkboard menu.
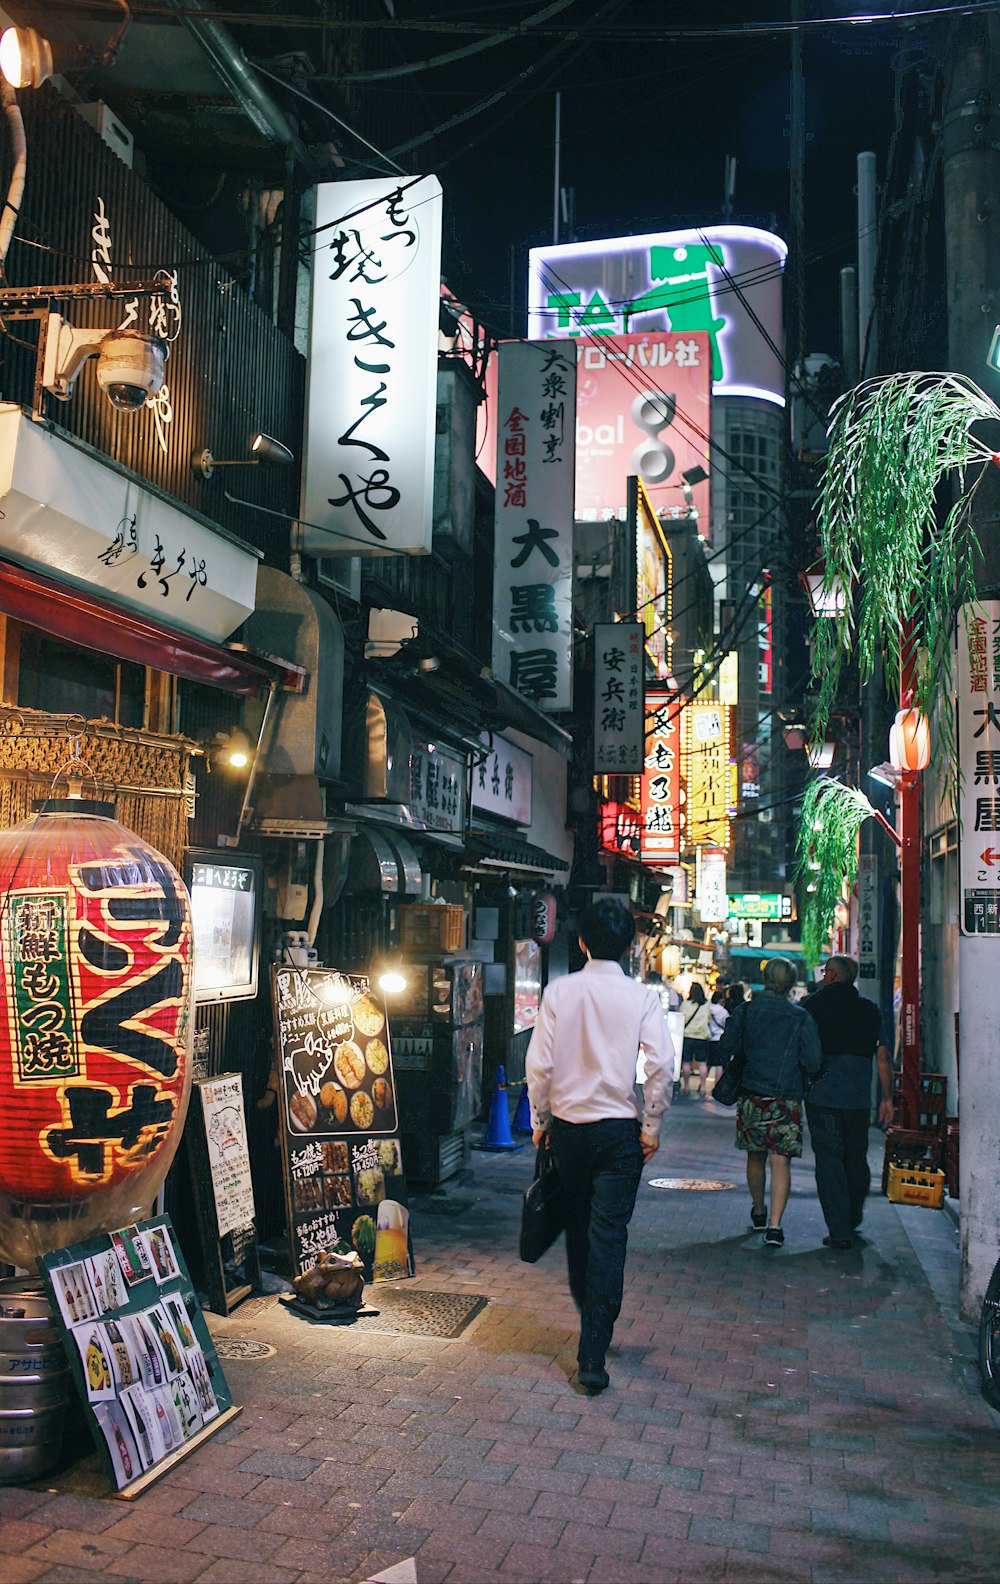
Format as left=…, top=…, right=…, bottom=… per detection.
left=41, top=1215, right=238, bottom=1498
left=271, top=966, right=413, bottom=1283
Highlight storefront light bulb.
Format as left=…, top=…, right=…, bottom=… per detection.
left=0, top=27, right=54, bottom=89
left=378, top=968, right=408, bottom=994
left=228, top=748, right=249, bottom=769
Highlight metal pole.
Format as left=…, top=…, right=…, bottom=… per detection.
left=840, top=266, right=859, bottom=388
left=899, top=623, right=921, bottom=1129
left=552, top=91, right=562, bottom=247
left=857, top=151, right=879, bottom=378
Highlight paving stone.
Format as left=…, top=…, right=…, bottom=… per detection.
left=235, top=1451, right=321, bottom=1481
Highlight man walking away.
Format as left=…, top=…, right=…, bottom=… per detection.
left=803, top=955, right=894, bottom=1249
left=526, top=898, right=672, bottom=1395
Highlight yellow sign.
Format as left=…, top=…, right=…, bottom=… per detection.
left=631, top=478, right=673, bottom=679
left=683, top=701, right=732, bottom=850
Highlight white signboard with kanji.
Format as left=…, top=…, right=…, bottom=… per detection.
left=301, top=177, right=442, bottom=556
left=198, top=1074, right=256, bottom=1239
left=492, top=341, right=576, bottom=711
left=593, top=623, right=644, bottom=774
left=958, top=599, right=1000, bottom=934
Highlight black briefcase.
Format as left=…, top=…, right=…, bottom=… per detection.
left=519, top=1143, right=565, bottom=1263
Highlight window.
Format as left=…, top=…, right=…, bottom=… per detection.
left=18, top=631, right=146, bottom=727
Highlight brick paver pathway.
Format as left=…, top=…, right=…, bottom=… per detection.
left=2, top=1097, right=998, bottom=1583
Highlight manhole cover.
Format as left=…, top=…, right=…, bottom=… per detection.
left=648, top=1178, right=738, bottom=1191
left=352, top=1290, right=488, bottom=1339
left=213, top=1338, right=276, bottom=1360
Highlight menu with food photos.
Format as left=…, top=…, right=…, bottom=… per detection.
left=272, top=966, right=414, bottom=1283
left=40, top=1215, right=238, bottom=1496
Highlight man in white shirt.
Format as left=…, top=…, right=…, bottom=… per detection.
left=526, top=898, right=672, bottom=1394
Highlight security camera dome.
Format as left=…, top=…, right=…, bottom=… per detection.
left=96, top=330, right=168, bottom=411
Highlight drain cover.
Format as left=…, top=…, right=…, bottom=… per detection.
left=648, top=1178, right=737, bottom=1191
left=213, top=1338, right=276, bottom=1360
left=352, top=1290, right=488, bottom=1339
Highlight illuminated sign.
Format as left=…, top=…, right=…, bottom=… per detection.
left=683, top=701, right=732, bottom=850
left=629, top=477, right=673, bottom=679
left=728, top=893, right=793, bottom=922
left=696, top=848, right=728, bottom=924
left=492, top=341, right=576, bottom=711
left=757, top=578, right=773, bottom=695
left=640, top=691, right=682, bottom=865
left=302, top=177, right=443, bottom=556
left=186, top=852, right=260, bottom=1003
left=528, top=225, right=787, bottom=407
left=593, top=623, right=644, bottom=775
left=718, top=651, right=739, bottom=707
left=600, top=800, right=642, bottom=861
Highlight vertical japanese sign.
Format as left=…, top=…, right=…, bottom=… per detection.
left=301, top=177, right=443, bottom=556
left=629, top=477, right=673, bottom=678
left=757, top=578, right=773, bottom=694
left=197, top=1074, right=256, bottom=1240
left=958, top=600, right=1000, bottom=934
left=640, top=691, right=681, bottom=863
left=272, top=968, right=412, bottom=1281
left=857, top=855, right=879, bottom=982
left=600, top=801, right=642, bottom=861
left=684, top=701, right=732, bottom=849
left=492, top=341, right=576, bottom=711
left=593, top=623, right=644, bottom=774
left=696, top=847, right=728, bottom=924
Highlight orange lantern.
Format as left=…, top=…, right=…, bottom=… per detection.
left=888, top=708, right=930, bottom=773
left=0, top=800, right=193, bottom=1268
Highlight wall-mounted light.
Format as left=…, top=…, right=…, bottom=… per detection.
left=192, top=432, right=295, bottom=480
left=373, top=958, right=408, bottom=994
left=213, top=728, right=253, bottom=771
left=0, top=3, right=132, bottom=89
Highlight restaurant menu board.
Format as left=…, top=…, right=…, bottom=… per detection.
left=198, top=1073, right=256, bottom=1239
left=41, top=1216, right=236, bottom=1495
left=272, top=966, right=413, bottom=1284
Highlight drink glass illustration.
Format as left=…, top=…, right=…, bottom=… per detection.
left=374, top=1200, right=408, bottom=1279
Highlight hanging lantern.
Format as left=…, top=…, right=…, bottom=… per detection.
left=0, top=800, right=193, bottom=1268
left=888, top=708, right=930, bottom=773
left=660, top=943, right=681, bottom=980
left=530, top=892, right=556, bottom=945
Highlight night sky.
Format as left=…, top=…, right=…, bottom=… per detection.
left=414, top=4, right=902, bottom=355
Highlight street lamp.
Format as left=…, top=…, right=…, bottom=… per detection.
left=799, top=557, right=849, bottom=619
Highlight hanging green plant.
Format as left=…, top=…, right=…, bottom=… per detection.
left=809, top=371, right=1000, bottom=761
left=795, top=778, right=879, bottom=966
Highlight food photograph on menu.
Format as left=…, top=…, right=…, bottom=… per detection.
left=275, top=971, right=397, bottom=1137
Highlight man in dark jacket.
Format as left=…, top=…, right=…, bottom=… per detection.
left=803, top=955, right=894, bottom=1249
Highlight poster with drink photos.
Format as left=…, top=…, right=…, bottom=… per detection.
left=41, top=1215, right=238, bottom=1495
left=272, top=966, right=414, bottom=1283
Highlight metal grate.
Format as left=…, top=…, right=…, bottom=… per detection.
left=647, top=1178, right=738, bottom=1191
left=353, top=1289, right=488, bottom=1338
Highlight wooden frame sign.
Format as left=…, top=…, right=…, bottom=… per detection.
left=40, top=1215, right=239, bottom=1498
left=271, top=966, right=413, bottom=1283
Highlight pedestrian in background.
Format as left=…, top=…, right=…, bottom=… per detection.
left=724, top=981, right=747, bottom=1015
left=706, top=988, right=730, bottom=1096
left=802, top=955, right=894, bottom=1249
left=680, top=981, right=712, bottom=1097
left=526, top=897, right=672, bottom=1395
left=716, top=957, right=822, bottom=1246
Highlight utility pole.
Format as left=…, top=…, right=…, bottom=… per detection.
left=942, top=12, right=1000, bottom=1319
left=789, top=0, right=806, bottom=373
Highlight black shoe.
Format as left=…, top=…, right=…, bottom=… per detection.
left=764, top=1226, right=784, bottom=1247
left=823, top=1235, right=854, bottom=1250
left=578, top=1365, right=610, bottom=1394
left=750, top=1205, right=767, bottom=1231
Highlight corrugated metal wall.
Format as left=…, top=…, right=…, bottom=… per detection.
left=0, top=87, right=304, bottom=567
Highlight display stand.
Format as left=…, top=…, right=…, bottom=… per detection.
left=184, top=1074, right=260, bottom=1316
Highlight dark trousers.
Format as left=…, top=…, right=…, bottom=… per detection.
left=806, top=1103, right=871, bottom=1241
left=549, top=1116, right=643, bottom=1371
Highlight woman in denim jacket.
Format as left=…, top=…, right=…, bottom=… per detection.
left=716, top=957, right=822, bottom=1247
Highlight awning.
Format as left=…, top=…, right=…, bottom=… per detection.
left=0, top=558, right=283, bottom=695
left=462, top=828, right=570, bottom=879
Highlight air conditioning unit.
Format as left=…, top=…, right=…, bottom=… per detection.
left=76, top=102, right=134, bottom=168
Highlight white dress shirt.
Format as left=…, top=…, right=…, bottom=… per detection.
left=525, top=959, right=673, bottom=1138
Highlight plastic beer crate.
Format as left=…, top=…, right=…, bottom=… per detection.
left=886, top=1162, right=946, bottom=1209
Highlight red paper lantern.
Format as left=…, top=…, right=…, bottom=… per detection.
left=889, top=708, right=930, bottom=773
left=0, top=800, right=193, bottom=1267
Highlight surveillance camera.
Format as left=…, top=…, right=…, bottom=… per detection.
left=96, top=330, right=168, bottom=411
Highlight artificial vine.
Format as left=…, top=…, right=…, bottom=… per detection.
left=809, top=371, right=1000, bottom=763
left=795, top=777, right=879, bottom=966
